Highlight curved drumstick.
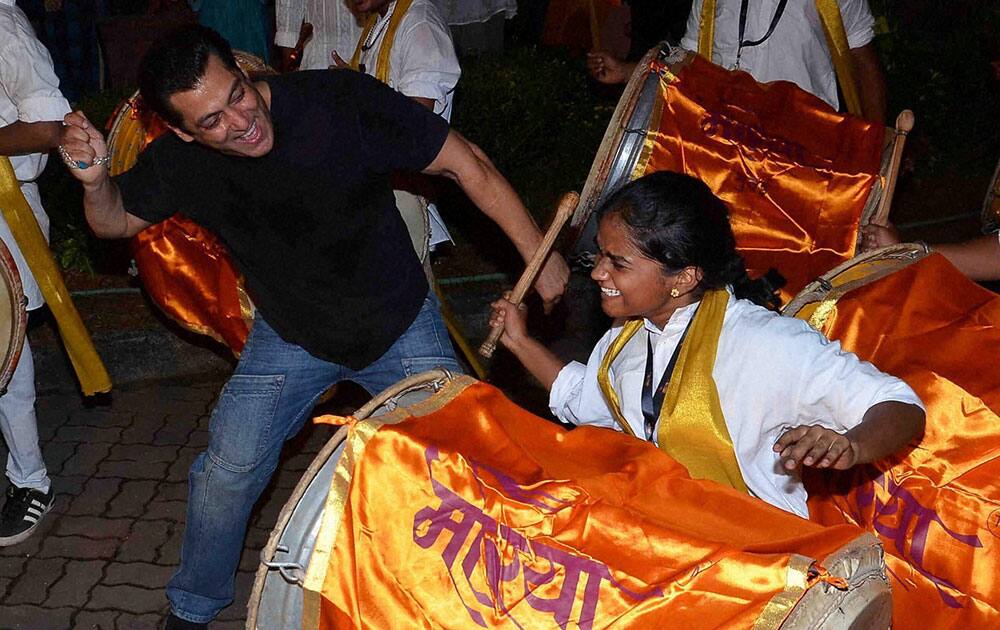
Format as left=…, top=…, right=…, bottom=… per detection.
left=870, top=109, right=915, bottom=227
left=479, top=191, right=579, bottom=359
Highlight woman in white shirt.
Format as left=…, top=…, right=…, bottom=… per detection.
left=491, top=171, right=924, bottom=517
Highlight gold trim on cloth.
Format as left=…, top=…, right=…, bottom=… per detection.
left=753, top=554, right=813, bottom=630
left=597, top=289, right=748, bottom=492
left=0, top=157, right=111, bottom=395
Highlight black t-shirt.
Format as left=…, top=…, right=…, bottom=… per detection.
left=116, top=70, right=450, bottom=369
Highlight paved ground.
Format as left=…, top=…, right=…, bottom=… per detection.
left=0, top=364, right=343, bottom=629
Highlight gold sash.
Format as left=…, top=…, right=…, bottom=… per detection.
left=597, top=289, right=748, bottom=492
left=350, top=0, right=414, bottom=82
left=696, top=0, right=863, bottom=117
left=0, top=157, right=111, bottom=395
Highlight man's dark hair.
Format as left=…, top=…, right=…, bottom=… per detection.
left=137, top=25, right=240, bottom=130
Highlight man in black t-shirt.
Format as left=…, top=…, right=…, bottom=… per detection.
left=58, top=26, right=569, bottom=628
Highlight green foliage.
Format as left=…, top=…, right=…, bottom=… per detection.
left=869, top=1, right=999, bottom=176
left=451, top=45, right=616, bottom=219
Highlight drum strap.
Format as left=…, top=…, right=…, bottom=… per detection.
left=350, top=0, right=414, bottom=82
left=598, top=289, right=748, bottom=493
left=697, top=0, right=863, bottom=117
left=0, top=157, right=111, bottom=395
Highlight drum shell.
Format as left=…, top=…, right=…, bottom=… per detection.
left=0, top=238, right=26, bottom=394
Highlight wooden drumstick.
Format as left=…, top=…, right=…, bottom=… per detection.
left=479, top=191, right=579, bottom=359
left=870, top=109, right=915, bottom=227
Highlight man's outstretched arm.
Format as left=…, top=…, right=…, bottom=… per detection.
left=423, top=130, right=570, bottom=312
left=60, top=111, right=150, bottom=239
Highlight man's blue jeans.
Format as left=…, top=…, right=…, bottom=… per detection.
left=166, top=292, right=461, bottom=623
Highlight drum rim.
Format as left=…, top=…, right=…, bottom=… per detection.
left=782, top=243, right=926, bottom=318
left=246, top=368, right=457, bottom=628
left=566, top=42, right=668, bottom=256
left=0, top=238, right=27, bottom=395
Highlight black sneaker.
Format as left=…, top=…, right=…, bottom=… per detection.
left=0, top=485, right=55, bottom=546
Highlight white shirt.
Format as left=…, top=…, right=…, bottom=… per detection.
left=680, top=0, right=875, bottom=109
left=274, top=0, right=364, bottom=71
left=358, top=0, right=459, bottom=247
left=357, top=0, right=460, bottom=120
left=549, top=291, right=923, bottom=518
left=0, top=0, right=72, bottom=310
left=431, top=0, right=515, bottom=26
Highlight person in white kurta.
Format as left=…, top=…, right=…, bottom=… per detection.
left=274, top=0, right=363, bottom=71
left=0, top=0, right=71, bottom=545
left=549, top=291, right=922, bottom=517
left=352, top=0, right=460, bottom=248
left=491, top=170, right=925, bottom=520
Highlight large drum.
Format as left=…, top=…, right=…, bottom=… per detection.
left=247, top=369, right=456, bottom=629
left=568, top=43, right=895, bottom=303
left=248, top=369, right=892, bottom=629
left=0, top=238, right=26, bottom=394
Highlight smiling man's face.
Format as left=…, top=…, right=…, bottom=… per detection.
left=167, top=54, right=274, bottom=158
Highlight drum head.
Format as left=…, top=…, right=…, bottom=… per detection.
left=247, top=369, right=456, bottom=629
left=567, top=42, right=680, bottom=261
left=782, top=243, right=927, bottom=323
left=0, top=239, right=26, bottom=394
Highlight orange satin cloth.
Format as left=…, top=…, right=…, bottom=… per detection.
left=805, top=254, right=1000, bottom=627
left=637, top=54, right=884, bottom=301
left=308, top=378, right=867, bottom=629
left=106, top=96, right=251, bottom=353
left=130, top=216, right=252, bottom=352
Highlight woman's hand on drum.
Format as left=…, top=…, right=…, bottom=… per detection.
left=59, top=111, right=111, bottom=185
left=860, top=222, right=900, bottom=252
left=489, top=292, right=530, bottom=349
left=586, top=51, right=633, bottom=85
left=773, top=425, right=860, bottom=471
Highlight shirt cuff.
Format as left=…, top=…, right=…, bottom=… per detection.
left=17, top=95, right=71, bottom=123
left=274, top=30, right=299, bottom=48
left=548, top=361, right=587, bottom=423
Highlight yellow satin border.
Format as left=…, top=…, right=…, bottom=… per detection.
left=597, top=289, right=747, bottom=492
left=0, top=157, right=111, bottom=395
left=350, top=0, right=414, bottom=81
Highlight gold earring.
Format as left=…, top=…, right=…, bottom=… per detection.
left=670, top=287, right=680, bottom=298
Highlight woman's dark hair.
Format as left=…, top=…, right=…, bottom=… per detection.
left=137, top=25, right=240, bottom=131
left=596, top=171, right=783, bottom=309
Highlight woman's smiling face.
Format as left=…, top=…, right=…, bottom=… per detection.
left=591, top=213, right=686, bottom=328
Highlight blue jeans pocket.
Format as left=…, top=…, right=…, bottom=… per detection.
left=208, top=374, right=285, bottom=472
left=401, top=356, right=460, bottom=377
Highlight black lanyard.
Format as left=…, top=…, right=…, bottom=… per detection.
left=736, top=0, right=789, bottom=68
left=640, top=314, right=696, bottom=442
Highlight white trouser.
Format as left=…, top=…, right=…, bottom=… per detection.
left=0, top=337, right=48, bottom=493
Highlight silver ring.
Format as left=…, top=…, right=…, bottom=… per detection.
left=92, top=155, right=111, bottom=168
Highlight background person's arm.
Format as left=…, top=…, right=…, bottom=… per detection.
left=850, top=43, right=887, bottom=123
left=0, top=120, right=63, bottom=156
left=423, top=130, right=570, bottom=311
